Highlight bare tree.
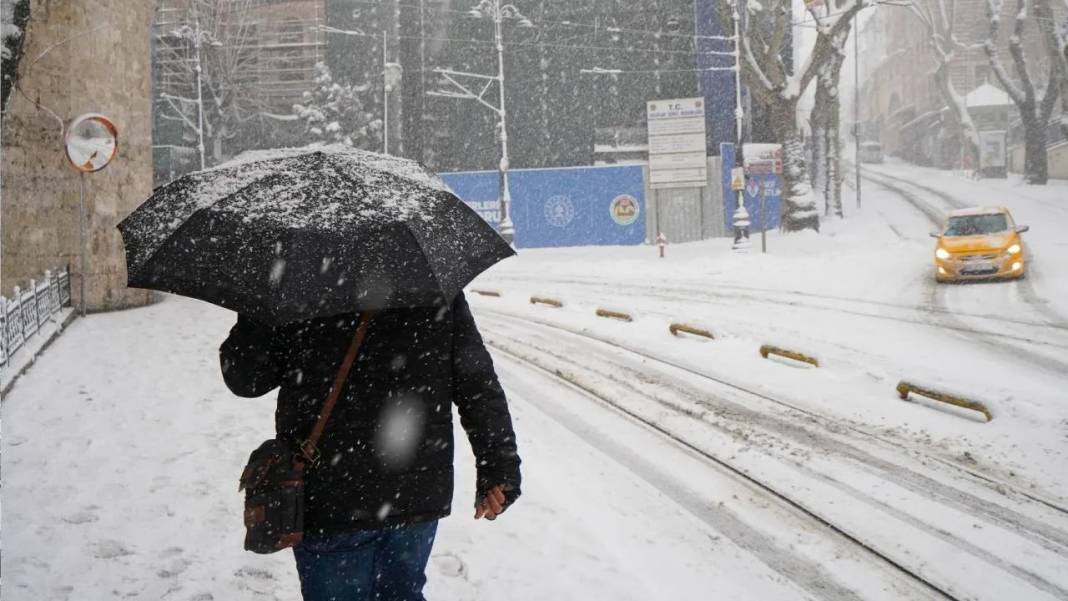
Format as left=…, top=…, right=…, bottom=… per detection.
left=733, top=0, right=866, bottom=232
left=810, top=26, right=849, bottom=218
left=984, top=0, right=1061, bottom=184
left=154, top=0, right=265, bottom=167
left=908, top=0, right=982, bottom=171
left=1033, top=0, right=1068, bottom=140
left=1, top=0, right=30, bottom=115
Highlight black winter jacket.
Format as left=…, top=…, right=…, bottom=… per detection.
left=219, top=293, right=520, bottom=534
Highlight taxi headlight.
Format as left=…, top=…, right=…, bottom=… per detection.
left=1007, top=243, right=1021, bottom=255
left=935, top=247, right=952, bottom=260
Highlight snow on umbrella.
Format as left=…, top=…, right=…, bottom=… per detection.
left=117, top=145, right=514, bottom=324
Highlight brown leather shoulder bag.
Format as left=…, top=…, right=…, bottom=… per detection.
left=238, top=311, right=373, bottom=554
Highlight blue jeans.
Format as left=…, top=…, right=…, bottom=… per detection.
left=294, top=521, right=439, bottom=601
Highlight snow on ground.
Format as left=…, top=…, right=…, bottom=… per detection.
left=469, top=171, right=1068, bottom=501
left=3, top=295, right=829, bottom=601
left=1, top=307, right=75, bottom=396
left=3, top=160, right=1066, bottom=600
left=867, top=160, right=1068, bottom=307
left=478, top=312, right=1068, bottom=600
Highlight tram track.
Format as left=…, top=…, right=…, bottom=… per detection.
left=480, top=308, right=1068, bottom=601
left=480, top=272, right=1068, bottom=351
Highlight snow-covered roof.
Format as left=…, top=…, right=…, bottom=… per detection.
left=964, top=83, right=1012, bottom=108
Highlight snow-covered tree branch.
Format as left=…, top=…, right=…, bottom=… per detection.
left=984, top=0, right=1061, bottom=184
left=1033, top=0, right=1068, bottom=140
left=908, top=0, right=982, bottom=171
left=153, top=0, right=268, bottom=167
left=729, top=0, right=867, bottom=232
left=292, top=62, right=381, bottom=148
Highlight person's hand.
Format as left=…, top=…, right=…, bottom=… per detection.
left=474, top=485, right=507, bottom=521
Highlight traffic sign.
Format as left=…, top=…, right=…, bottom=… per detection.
left=743, top=143, right=783, bottom=175
left=730, top=167, right=745, bottom=191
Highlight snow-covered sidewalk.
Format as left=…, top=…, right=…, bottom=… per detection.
left=2, top=295, right=818, bottom=601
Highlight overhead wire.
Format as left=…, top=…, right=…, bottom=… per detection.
left=318, top=25, right=736, bottom=57
left=334, top=0, right=737, bottom=43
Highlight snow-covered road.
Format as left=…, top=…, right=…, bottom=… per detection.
left=2, top=295, right=912, bottom=601
left=475, top=307, right=1068, bottom=601
left=469, top=165, right=1068, bottom=503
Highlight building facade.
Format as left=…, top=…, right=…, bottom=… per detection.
left=151, top=0, right=327, bottom=184
left=858, top=0, right=1062, bottom=171
left=2, top=0, right=155, bottom=311
left=323, top=0, right=746, bottom=172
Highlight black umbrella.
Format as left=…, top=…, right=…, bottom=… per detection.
left=118, top=146, right=513, bottom=325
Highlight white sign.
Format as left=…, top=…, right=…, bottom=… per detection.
left=650, top=152, right=707, bottom=170
left=731, top=167, right=745, bottom=191
left=648, top=132, right=706, bottom=154
left=979, top=131, right=1006, bottom=169
left=647, top=97, right=708, bottom=189
left=743, top=143, right=783, bottom=175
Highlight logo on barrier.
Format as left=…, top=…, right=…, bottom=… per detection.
left=609, top=194, right=640, bottom=226
left=746, top=177, right=781, bottom=198
left=544, top=195, right=576, bottom=227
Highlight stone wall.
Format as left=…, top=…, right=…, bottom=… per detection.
left=2, top=0, right=155, bottom=311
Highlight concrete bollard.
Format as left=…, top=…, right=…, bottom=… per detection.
left=530, top=296, right=563, bottom=308
left=759, top=344, right=819, bottom=367
left=669, top=323, right=715, bottom=340
left=896, top=381, right=992, bottom=422
left=595, top=308, right=633, bottom=322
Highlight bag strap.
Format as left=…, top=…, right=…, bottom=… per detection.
left=300, top=311, right=375, bottom=465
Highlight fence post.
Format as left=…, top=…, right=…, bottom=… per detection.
left=32, top=278, right=42, bottom=330
left=13, top=286, right=26, bottom=339
left=65, top=264, right=72, bottom=307
left=47, top=274, right=56, bottom=318
left=0, top=296, right=7, bottom=368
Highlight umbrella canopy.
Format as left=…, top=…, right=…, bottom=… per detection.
left=118, top=146, right=513, bottom=325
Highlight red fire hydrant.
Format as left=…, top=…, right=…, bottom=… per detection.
left=656, top=232, right=667, bottom=258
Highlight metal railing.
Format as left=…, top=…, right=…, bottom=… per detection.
left=0, top=267, right=72, bottom=367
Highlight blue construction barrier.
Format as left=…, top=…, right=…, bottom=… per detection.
left=441, top=165, right=646, bottom=249
left=720, top=143, right=783, bottom=232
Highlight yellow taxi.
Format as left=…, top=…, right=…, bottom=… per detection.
left=932, top=207, right=1028, bottom=282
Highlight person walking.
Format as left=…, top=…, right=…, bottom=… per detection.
left=220, top=292, right=521, bottom=600
left=118, top=147, right=520, bottom=600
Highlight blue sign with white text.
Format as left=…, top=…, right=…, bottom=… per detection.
left=720, top=143, right=782, bottom=232
left=441, top=165, right=646, bottom=249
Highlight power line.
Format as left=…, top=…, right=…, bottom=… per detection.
left=339, top=0, right=737, bottom=43
left=581, top=66, right=738, bottom=75
left=317, top=25, right=736, bottom=57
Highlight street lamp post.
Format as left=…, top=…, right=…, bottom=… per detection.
left=428, top=0, right=530, bottom=245
left=491, top=2, right=515, bottom=244
left=854, top=11, right=861, bottom=209
left=729, top=3, right=750, bottom=251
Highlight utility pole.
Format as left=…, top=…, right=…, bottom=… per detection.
left=854, top=11, right=861, bottom=209
left=492, top=1, right=514, bottom=244
left=428, top=0, right=531, bottom=246
left=383, top=30, right=389, bottom=154
left=730, top=2, right=750, bottom=251
left=192, top=17, right=206, bottom=170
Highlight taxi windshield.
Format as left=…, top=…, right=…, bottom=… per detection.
left=944, top=214, right=1009, bottom=236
